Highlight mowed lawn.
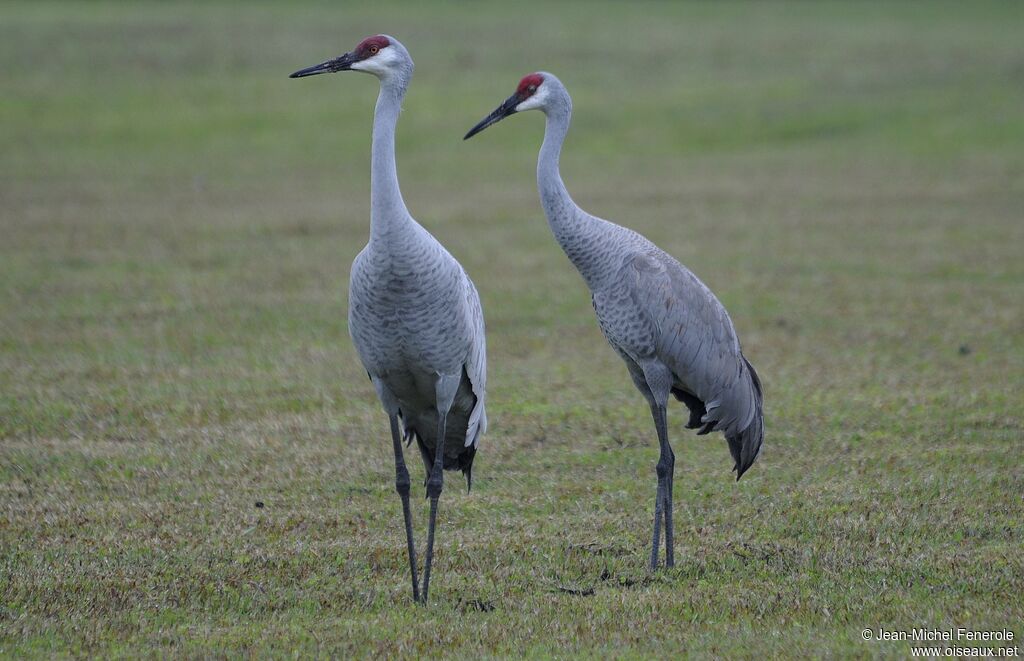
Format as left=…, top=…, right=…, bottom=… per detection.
left=2, top=1, right=1022, bottom=657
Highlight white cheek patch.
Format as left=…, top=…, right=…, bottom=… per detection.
left=352, top=46, right=399, bottom=75
left=515, top=86, right=548, bottom=112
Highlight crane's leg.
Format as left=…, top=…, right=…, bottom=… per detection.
left=389, top=414, right=419, bottom=603
left=637, top=361, right=674, bottom=571
left=371, top=376, right=421, bottom=602
left=651, top=403, right=675, bottom=568
left=650, top=459, right=666, bottom=571
left=420, top=374, right=459, bottom=604
left=420, top=412, right=446, bottom=604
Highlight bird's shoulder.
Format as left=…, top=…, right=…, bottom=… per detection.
left=617, top=245, right=719, bottom=315
left=604, top=241, right=741, bottom=360
left=350, top=241, right=371, bottom=268
left=618, top=244, right=689, bottom=287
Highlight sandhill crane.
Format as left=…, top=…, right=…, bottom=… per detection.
left=465, top=72, right=762, bottom=570
left=290, top=35, right=487, bottom=603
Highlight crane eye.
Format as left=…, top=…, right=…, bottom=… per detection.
left=369, top=46, right=379, bottom=55
left=528, top=85, right=537, bottom=93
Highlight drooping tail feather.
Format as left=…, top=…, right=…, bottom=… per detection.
left=727, top=357, right=764, bottom=480
left=672, top=358, right=764, bottom=478
left=671, top=387, right=706, bottom=430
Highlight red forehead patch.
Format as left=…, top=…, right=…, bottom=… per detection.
left=517, top=73, right=544, bottom=96
left=355, top=35, right=390, bottom=58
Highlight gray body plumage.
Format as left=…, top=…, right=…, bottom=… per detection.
left=533, top=74, right=762, bottom=477
left=345, top=39, right=486, bottom=483
left=349, top=222, right=487, bottom=480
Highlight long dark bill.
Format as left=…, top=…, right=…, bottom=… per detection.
left=463, top=93, right=521, bottom=140
left=289, top=52, right=357, bottom=79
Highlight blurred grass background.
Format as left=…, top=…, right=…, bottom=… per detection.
left=1, top=0, right=1022, bottom=657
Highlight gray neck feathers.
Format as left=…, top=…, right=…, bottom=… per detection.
left=537, top=89, right=614, bottom=291
left=370, top=76, right=412, bottom=244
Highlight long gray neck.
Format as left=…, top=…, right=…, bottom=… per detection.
left=538, top=100, right=609, bottom=290
left=369, top=78, right=412, bottom=244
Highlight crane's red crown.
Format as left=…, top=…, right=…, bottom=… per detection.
left=517, top=73, right=545, bottom=98
left=355, top=35, right=390, bottom=59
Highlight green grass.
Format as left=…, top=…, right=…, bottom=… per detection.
left=2, top=0, right=1023, bottom=657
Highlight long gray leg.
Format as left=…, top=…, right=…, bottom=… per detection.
left=650, top=461, right=666, bottom=570
left=371, top=377, right=421, bottom=602
left=637, top=361, right=674, bottom=571
left=389, top=414, right=419, bottom=603
left=651, top=403, right=675, bottom=567
left=419, top=373, right=459, bottom=604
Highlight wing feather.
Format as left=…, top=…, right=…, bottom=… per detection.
left=617, top=249, right=763, bottom=475
left=461, top=272, right=487, bottom=448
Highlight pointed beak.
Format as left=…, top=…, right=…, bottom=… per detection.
left=289, top=52, right=357, bottom=78
left=464, top=93, right=521, bottom=140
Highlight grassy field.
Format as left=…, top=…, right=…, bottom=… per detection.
left=2, top=0, right=1023, bottom=657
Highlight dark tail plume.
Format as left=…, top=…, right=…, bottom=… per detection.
left=671, top=387, right=706, bottom=430
left=726, top=357, right=764, bottom=480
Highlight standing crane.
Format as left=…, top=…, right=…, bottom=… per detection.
left=290, top=35, right=487, bottom=603
left=465, top=72, right=762, bottom=570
